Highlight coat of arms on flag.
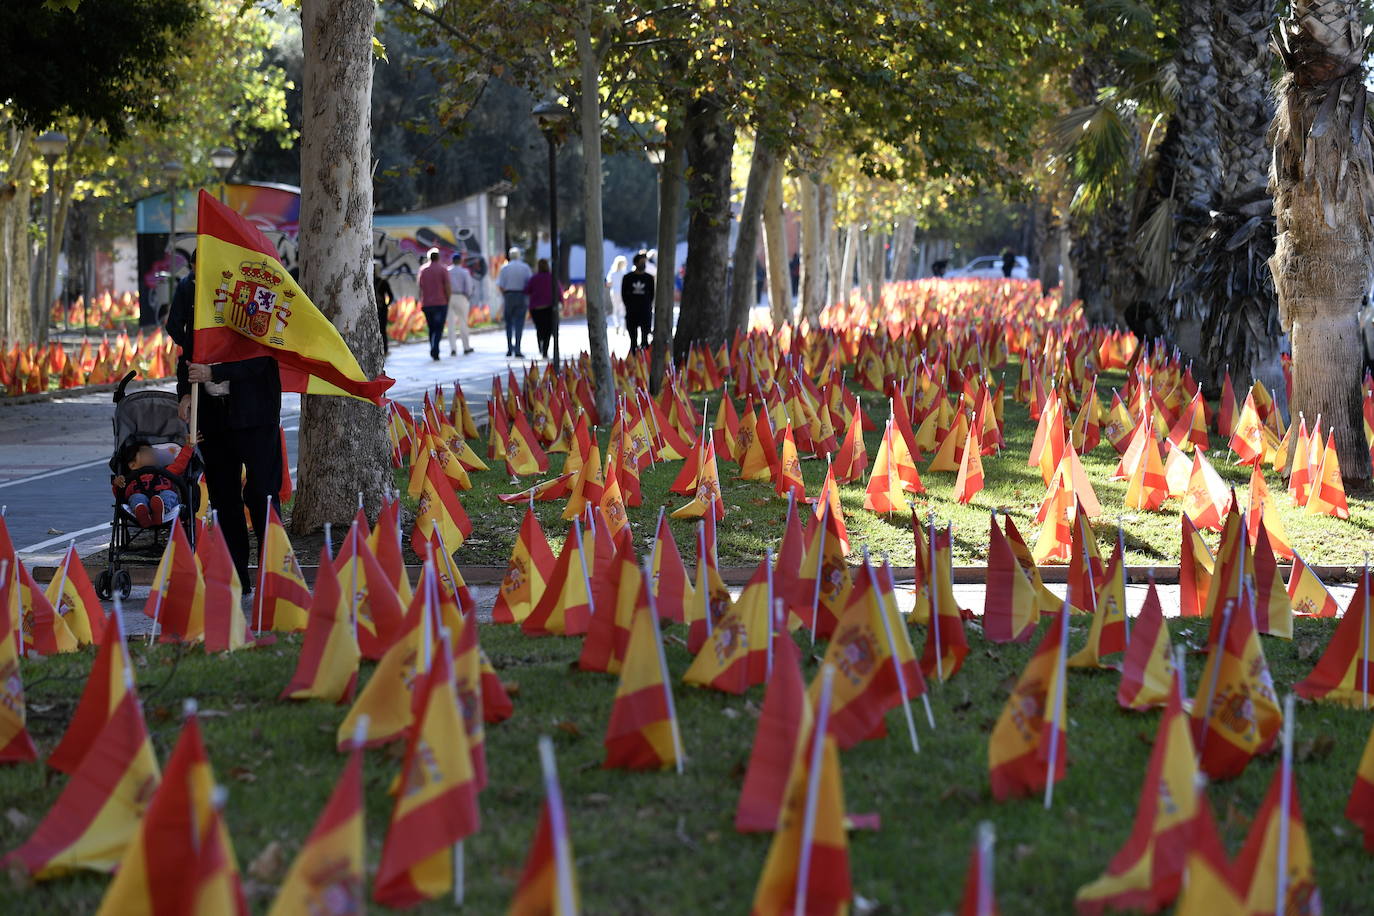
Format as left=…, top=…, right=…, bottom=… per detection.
left=217, top=258, right=295, bottom=344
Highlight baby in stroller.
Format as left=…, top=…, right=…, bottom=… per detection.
left=112, top=438, right=196, bottom=527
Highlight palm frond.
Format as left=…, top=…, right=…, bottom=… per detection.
left=1135, top=194, right=1174, bottom=286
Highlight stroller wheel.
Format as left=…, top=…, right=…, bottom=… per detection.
left=114, top=569, right=132, bottom=600
left=95, top=569, right=113, bottom=600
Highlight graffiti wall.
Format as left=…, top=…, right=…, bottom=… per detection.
left=133, top=184, right=494, bottom=326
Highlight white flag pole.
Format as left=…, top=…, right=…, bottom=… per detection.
left=866, top=548, right=919, bottom=753
left=764, top=548, right=775, bottom=680
left=539, top=736, right=578, bottom=916
left=641, top=558, right=684, bottom=774
left=1275, top=692, right=1295, bottom=915
left=1363, top=557, right=1369, bottom=711
left=794, top=664, right=835, bottom=916
left=930, top=516, right=943, bottom=683
left=255, top=495, right=271, bottom=637
left=1043, top=591, right=1069, bottom=810
left=1196, top=599, right=1236, bottom=761
left=976, top=820, right=995, bottom=916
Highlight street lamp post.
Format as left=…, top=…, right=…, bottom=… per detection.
left=162, top=160, right=184, bottom=324
left=492, top=193, right=508, bottom=255
left=209, top=146, right=236, bottom=204
left=35, top=131, right=68, bottom=334
left=533, top=100, right=571, bottom=370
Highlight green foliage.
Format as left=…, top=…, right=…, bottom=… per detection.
left=0, top=0, right=201, bottom=141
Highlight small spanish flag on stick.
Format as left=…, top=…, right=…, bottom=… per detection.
left=509, top=737, right=580, bottom=915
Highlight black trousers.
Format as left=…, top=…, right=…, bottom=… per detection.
left=201, top=402, right=282, bottom=590
left=422, top=304, right=448, bottom=358
left=626, top=306, right=652, bottom=351
left=377, top=303, right=390, bottom=352
left=530, top=307, right=555, bottom=356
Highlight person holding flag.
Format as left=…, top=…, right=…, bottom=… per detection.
left=169, top=247, right=282, bottom=593
left=169, top=190, right=394, bottom=590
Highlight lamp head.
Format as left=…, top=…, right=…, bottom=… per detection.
left=35, top=130, right=68, bottom=159
left=209, top=146, right=236, bottom=172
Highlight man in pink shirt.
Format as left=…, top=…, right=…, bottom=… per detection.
left=416, top=248, right=452, bottom=361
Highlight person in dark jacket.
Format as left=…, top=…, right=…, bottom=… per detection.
left=167, top=255, right=282, bottom=592
left=620, top=252, right=655, bottom=354
left=374, top=264, right=394, bottom=355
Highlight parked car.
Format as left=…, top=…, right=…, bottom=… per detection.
left=945, top=255, right=1029, bottom=280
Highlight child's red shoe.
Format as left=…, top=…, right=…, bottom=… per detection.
left=150, top=495, right=165, bottom=524
left=133, top=503, right=152, bottom=527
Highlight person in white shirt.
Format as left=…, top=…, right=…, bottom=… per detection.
left=496, top=247, right=534, bottom=358
left=446, top=252, right=476, bottom=355
left=606, top=255, right=628, bottom=334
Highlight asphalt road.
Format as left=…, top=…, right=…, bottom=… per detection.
left=0, top=318, right=604, bottom=569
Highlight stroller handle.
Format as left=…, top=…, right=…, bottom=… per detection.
left=113, top=371, right=138, bottom=403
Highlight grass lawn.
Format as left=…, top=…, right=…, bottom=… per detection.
left=4, top=616, right=1374, bottom=913
left=415, top=364, right=1374, bottom=572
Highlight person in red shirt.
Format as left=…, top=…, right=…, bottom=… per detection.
left=416, top=248, right=452, bottom=361
left=112, top=438, right=195, bottom=527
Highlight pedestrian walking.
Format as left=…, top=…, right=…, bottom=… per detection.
left=526, top=257, right=563, bottom=360
left=167, top=255, right=282, bottom=593
left=621, top=252, right=655, bottom=354
left=446, top=252, right=476, bottom=356
left=373, top=264, right=394, bottom=355
left=416, top=248, right=451, bottom=361
left=606, top=254, right=628, bottom=334
left=1001, top=248, right=1016, bottom=278
left=497, top=246, right=533, bottom=358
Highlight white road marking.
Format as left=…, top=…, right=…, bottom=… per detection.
left=0, top=456, right=111, bottom=490
left=19, top=521, right=111, bottom=554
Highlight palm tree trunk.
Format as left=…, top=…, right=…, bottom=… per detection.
left=1154, top=0, right=1222, bottom=354
left=1195, top=0, right=1284, bottom=406
left=1271, top=0, right=1374, bottom=485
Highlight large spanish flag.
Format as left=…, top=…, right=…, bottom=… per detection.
left=192, top=190, right=392, bottom=403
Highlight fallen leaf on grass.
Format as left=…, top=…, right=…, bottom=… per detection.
left=939, top=785, right=979, bottom=805
left=1135, top=730, right=1153, bottom=747
left=501, top=680, right=520, bottom=696
left=583, top=793, right=611, bottom=806
left=1295, top=734, right=1336, bottom=763
left=555, top=720, right=581, bottom=738
left=664, top=633, right=687, bottom=648
left=199, top=709, right=230, bottom=718
left=721, top=706, right=739, bottom=719
left=247, top=840, right=287, bottom=881
left=4, top=808, right=31, bottom=831
left=228, top=766, right=256, bottom=783
left=1296, top=638, right=1322, bottom=661
left=1014, top=843, right=1035, bottom=861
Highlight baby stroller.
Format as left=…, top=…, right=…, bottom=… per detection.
left=96, top=372, right=202, bottom=599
